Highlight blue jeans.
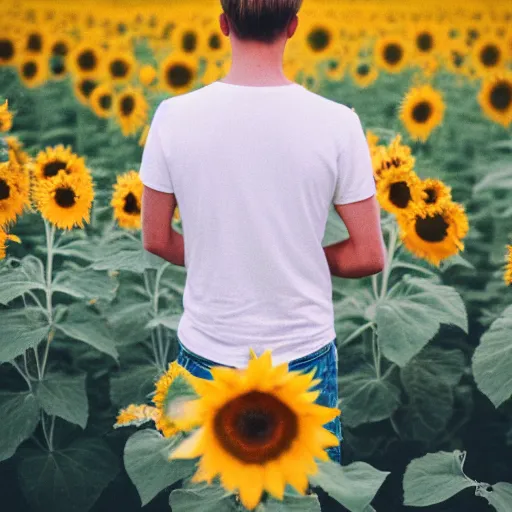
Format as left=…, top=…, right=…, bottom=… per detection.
left=176, top=338, right=343, bottom=464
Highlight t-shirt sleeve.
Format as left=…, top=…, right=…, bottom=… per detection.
left=139, top=101, right=174, bottom=193
left=332, top=109, right=376, bottom=205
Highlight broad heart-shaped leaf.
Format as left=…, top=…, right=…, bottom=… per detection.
left=53, top=268, right=118, bottom=303
left=0, top=265, right=46, bottom=305
left=36, top=373, right=88, bottom=428
left=309, top=460, right=390, bottom=512
left=17, top=438, right=119, bottom=512
left=0, top=309, right=50, bottom=363
left=106, top=299, right=152, bottom=346
left=472, top=305, right=512, bottom=407
left=338, top=362, right=401, bottom=427
left=110, top=365, right=158, bottom=407
left=476, top=482, right=512, bottom=512
left=396, top=346, right=466, bottom=442
left=124, top=430, right=196, bottom=506
left=53, top=238, right=98, bottom=261
left=0, top=392, right=40, bottom=462
left=169, top=482, right=237, bottom=512
left=55, top=304, right=118, bottom=361
left=375, top=277, right=468, bottom=367
left=403, top=450, right=476, bottom=506
left=93, top=249, right=148, bottom=273
left=262, top=494, right=322, bottom=511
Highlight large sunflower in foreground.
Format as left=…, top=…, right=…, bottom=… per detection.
left=504, top=245, right=512, bottom=286
left=169, top=350, right=340, bottom=511
left=0, top=100, right=13, bottom=132
left=33, top=170, right=94, bottom=230
left=115, top=87, right=149, bottom=136
left=111, top=170, right=143, bottom=229
left=0, top=159, right=29, bottom=226
left=376, top=166, right=424, bottom=216
left=397, top=200, right=469, bottom=266
left=0, top=226, right=20, bottom=259
left=32, top=145, right=87, bottom=181
left=478, top=71, right=512, bottom=128
left=399, top=84, right=445, bottom=142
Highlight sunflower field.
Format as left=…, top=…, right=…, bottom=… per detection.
left=1, top=0, right=512, bottom=510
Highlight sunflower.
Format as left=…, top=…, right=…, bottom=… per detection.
left=0, top=34, right=21, bottom=66
left=0, top=226, right=21, bottom=260
left=73, top=77, right=98, bottom=106
left=201, top=25, right=228, bottom=57
left=89, top=83, right=113, bottom=118
left=478, top=71, right=512, bottom=128
left=32, top=145, right=87, bottom=181
left=111, top=170, right=143, bottom=229
left=49, top=34, right=74, bottom=59
left=115, top=87, right=148, bottom=137
left=159, top=52, right=198, bottom=95
left=416, top=178, right=452, bottom=214
left=23, top=28, right=47, bottom=55
left=5, top=136, right=29, bottom=167
left=33, top=169, right=94, bottom=230
left=399, top=84, right=445, bottom=142
left=471, top=36, right=506, bottom=77
left=68, top=42, right=103, bottom=78
left=376, top=166, right=424, bottom=215
left=372, top=134, right=415, bottom=181
left=114, top=404, right=160, bottom=429
left=18, top=54, right=47, bottom=88
left=374, top=36, right=410, bottom=73
left=105, top=51, right=135, bottom=84
left=397, top=200, right=469, bottom=266
left=302, top=19, right=338, bottom=58
left=169, top=350, right=340, bottom=511
left=0, top=159, right=29, bottom=226
left=139, top=64, right=157, bottom=87
left=171, top=23, right=201, bottom=54
left=504, top=245, right=512, bottom=286
left=153, top=361, right=195, bottom=438
left=0, top=100, right=13, bottom=132
left=350, top=59, right=379, bottom=88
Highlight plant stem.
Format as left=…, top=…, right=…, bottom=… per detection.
left=379, top=223, right=399, bottom=299
left=10, top=360, right=33, bottom=391
left=371, top=274, right=379, bottom=300
left=371, top=327, right=381, bottom=379
left=26, top=290, right=48, bottom=316
left=41, top=411, right=53, bottom=451
left=34, top=347, right=42, bottom=380
left=49, top=415, right=56, bottom=449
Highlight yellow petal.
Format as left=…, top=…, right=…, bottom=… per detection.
left=237, top=465, right=265, bottom=511
left=264, top=461, right=285, bottom=501
left=169, top=428, right=204, bottom=460
left=7, top=234, right=21, bottom=244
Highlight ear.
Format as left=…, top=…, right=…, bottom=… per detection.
left=287, top=15, right=298, bottom=38
left=219, top=12, right=229, bottom=36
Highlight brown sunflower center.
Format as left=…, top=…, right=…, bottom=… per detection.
left=50, top=56, right=66, bottom=76
left=182, top=31, right=197, bottom=52
left=52, top=41, right=69, bottom=56
left=166, top=64, right=192, bottom=87
left=99, top=94, right=112, bottom=110
left=213, top=390, right=298, bottom=464
left=424, top=187, right=437, bottom=204
left=120, top=95, right=135, bottom=116
left=307, top=27, right=330, bottom=52
left=0, top=179, right=10, bottom=200
left=77, top=50, right=97, bottom=71
left=480, top=44, right=500, bottom=67
left=209, top=34, right=221, bottom=50
left=55, top=187, right=76, bottom=208
left=383, top=43, right=403, bottom=65
left=417, top=32, right=433, bottom=52
left=44, top=160, right=68, bottom=177
left=415, top=213, right=449, bottom=242
left=357, top=63, right=370, bottom=76
left=79, top=80, right=97, bottom=98
left=389, top=181, right=411, bottom=208
left=110, top=59, right=129, bottom=78
left=490, top=82, right=512, bottom=111
left=27, top=33, right=42, bottom=52
left=0, top=39, right=15, bottom=61
left=22, top=61, right=37, bottom=79
left=123, top=192, right=140, bottom=214
left=412, top=101, right=432, bottom=123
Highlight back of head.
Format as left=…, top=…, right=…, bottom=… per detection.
left=220, top=0, right=303, bottom=44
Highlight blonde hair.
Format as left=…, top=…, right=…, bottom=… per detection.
left=220, top=0, right=303, bottom=43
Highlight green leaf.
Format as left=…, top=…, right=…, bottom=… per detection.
left=107, top=299, right=152, bottom=346
left=146, top=312, right=182, bottom=330
left=403, top=450, right=476, bottom=506
left=124, top=430, right=196, bottom=506
left=36, top=373, right=88, bottom=428
left=56, top=304, right=118, bottom=360
left=472, top=305, right=512, bottom=408
left=53, top=269, right=118, bottom=302
left=93, top=249, right=148, bottom=273
left=263, top=494, right=322, bottom=511
left=17, top=438, right=119, bottom=512
left=53, top=238, right=97, bottom=261
left=169, top=482, right=237, bottom=512
left=110, top=365, right=158, bottom=407
left=376, top=277, right=468, bottom=367
left=0, top=309, right=50, bottom=363
left=0, top=260, right=46, bottom=305
left=338, top=362, right=401, bottom=427
left=476, top=482, right=512, bottom=512
left=0, top=392, right=40, bottom=462
left=310, top=461, right=390, bottom=512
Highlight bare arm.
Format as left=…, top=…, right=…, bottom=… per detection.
left=141, top=185, right=185, bottom=266
left=323, top=194, right=385, bottom=278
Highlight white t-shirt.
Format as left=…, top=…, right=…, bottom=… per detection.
left=139, top=80, right=376, bottom=367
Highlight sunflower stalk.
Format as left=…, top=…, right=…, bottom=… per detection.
left=379, top=222, right=399, bottom=299
left=10, top=359, right=33, bottom=391
left=371, top=326, right=381, bottom=379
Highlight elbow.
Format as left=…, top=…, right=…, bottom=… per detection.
left=365, top=250, right=386, bottom=275
left=142, top=237, right=164, bottom=257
